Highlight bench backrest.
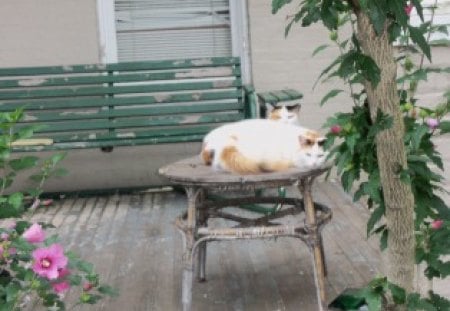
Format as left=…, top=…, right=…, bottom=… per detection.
left=0, top=57, right=253, bottom=151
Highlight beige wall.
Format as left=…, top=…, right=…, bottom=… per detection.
left=0, top=0, right=100, bottom=67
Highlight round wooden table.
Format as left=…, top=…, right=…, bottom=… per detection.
left=159, top=156, right=332, bottom=311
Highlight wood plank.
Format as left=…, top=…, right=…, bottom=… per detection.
left=23, top=182, right=389, bottom=310
left=0, top=57, right=240, bottom=76
left=26, top=112, right=243, bottom=134
left=0, top=79, right=242, bottom=100
left=0, top=90, right=242, bottom=111
left=21, top=101, right=243, bottom=123
left=0, top=68, right=240, bottom=89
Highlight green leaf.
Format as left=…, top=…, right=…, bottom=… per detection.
left=408, top=25, right=432, bottom=62
left=8, top=192, right=23, bottom=210
left=272, top=0, right=292, bottom=14
left=407, top=293, right=437, bottom=311
left=97, top=285, right=119, bottom=297
left=439, top=120, right=450, bottom=134
left=365, top=291, right=382, bottom=311
left=320, top=0, right=338, bottom=30
left=388, top=0, right=408, bottom=28
left=358, top=54, right=381, bottom=87
left=312, top=44, right=329, bottom=56
left=77, top=261, right=94, bottom=274
left=411, top=0, right=424, bottom=22
left=367, top=206, right=384, bottom=237
left=368, top=0, right=387, bottom=35
left=50, top=152, right=67, bottom=166
left=51, top=168, right=68, bottom=178
left=388, top=282, right=406, bottom=304
left=320, top=89, right=343, bottom=106
left=8, top=156, right=39, bottom=171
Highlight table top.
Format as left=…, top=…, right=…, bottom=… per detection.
left=159, top=156, right=330, bottom=190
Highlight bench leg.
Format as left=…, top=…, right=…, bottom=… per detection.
left=299, top=180, right=327, bottom=311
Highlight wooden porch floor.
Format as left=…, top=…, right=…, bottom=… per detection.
left=30, top=181, right=384, bottom=311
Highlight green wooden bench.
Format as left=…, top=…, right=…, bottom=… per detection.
left=0, top=57, right=257, bottom=152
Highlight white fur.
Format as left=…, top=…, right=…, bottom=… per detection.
left=202, top=119, right=327, bottom=173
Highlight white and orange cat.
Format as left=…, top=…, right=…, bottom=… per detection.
left=265, top=103, right=301, bottom=125
left=200, top=119, right=327, bottom=174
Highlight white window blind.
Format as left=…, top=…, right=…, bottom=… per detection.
left=115, top=0, right=232, bottom=61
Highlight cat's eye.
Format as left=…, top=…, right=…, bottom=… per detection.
left=318, top=140, right=326, bottom=147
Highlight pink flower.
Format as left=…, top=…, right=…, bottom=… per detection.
left=32, top=244, right=68, bottom=280
left=405, top=3, right=414, bottom=16
left=431, top=219, right=444, bottom=230
left=83, top=282, right=94, bottom=292
left=426, top=118, right=439, bottom=130
left=330, top=125, right=342, bottom=134
left=52, top=280, right=70, bottom=294
left=57, top=267, right=70, bottom=278
left=1, top=232, right=9, bottom=240
left=23, top=223, right=45, bottom=244
left=7, top=221, right=16, bottom=229
left=42, top=199, right=54, bottom=206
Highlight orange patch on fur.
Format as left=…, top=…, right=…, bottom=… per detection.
left=220, top=146, right=261, bottom=174
left=201, top=145, right=214, bottom=165
left=299, top=130, right=324, bottom=149
left=268, top=110, right=281, bottom=120
left=259, top=160, right=292, bottom=172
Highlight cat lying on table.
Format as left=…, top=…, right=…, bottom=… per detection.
left=200, top=118, right=327, bottom=175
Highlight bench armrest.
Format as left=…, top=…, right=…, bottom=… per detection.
left=243, top=85, right=258, bottom=119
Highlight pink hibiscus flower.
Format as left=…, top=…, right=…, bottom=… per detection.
left=32, top=244, right=68, bottom=280
left=425, top=118, right=439, bottom=130
left=405, top=3, right=414, bottom=16
left=52, top=280, right=70, bottom=294
left=23, top=223, right=45, bottom=244
left=431, top=219, right=444, bottom=230
left=330, top=125, right=342, bottom=135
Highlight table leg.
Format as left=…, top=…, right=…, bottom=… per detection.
left=197, top=190, right=208, bottom=282
left=181, top=186, right=202, bottom=311
left=299, top=179, right=327, bottom=311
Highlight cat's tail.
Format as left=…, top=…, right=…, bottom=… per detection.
left=219, top=146, right=262, bottom=174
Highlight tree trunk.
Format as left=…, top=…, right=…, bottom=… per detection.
left=355, top=11, right=415, bottom=296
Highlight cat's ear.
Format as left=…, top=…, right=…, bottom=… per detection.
left=265, top=102, right=276, bottom=112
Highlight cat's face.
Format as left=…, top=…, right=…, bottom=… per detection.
left=266, top=103, right=301, bottom=125
left=294, top=131, right=328, bottom=169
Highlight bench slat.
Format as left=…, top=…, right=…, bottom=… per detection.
left=0, top=67, right=240, bottom=89
left=21, top=102, right=243, bottom=122
left=49, top=125, right=214, bottom=143
left=12, top=134, right=208, bottom=152
left=0, top=57, right=240, bottom=76
left=29, top=113, right=244, bottom=133
left=0, top=79, right=242, bottom=100
left=0, top=90, right=242, bottom=111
